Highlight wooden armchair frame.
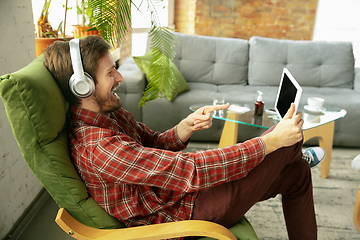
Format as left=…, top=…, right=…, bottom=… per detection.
left=56, top=208, right=237, bottom=240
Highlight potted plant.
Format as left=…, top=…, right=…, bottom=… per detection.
left=72, top=0, right=99, bottom=38
left=35, top=0, right=71, bottom=57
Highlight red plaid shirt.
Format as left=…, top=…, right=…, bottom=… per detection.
left=68, top=105, right=266, bottom=227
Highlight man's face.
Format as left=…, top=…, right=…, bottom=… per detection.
left=93, top=51, right=123, bottom=115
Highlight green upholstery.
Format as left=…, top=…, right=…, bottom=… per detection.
left=203, top=217, right=258, bottom=240
left=0, top=55, right=123, bottom=229
left=0, top=55, right=258, bottom=239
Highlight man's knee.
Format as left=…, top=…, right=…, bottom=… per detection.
left=298, top=159, right=311, bottom=180
left=286, top=159, right=312, bottom=196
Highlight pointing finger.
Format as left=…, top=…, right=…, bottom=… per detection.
left=202, top=104, right=229, bottom=115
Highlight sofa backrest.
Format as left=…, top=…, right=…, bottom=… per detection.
left=171, top=32, right=249, bottom=85
left=249, top=36, right=355, bottom=88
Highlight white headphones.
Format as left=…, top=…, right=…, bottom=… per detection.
left=69, top=39, right=95, bottom=98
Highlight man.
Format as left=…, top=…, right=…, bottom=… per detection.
left=44, top=35, right=324, bottom=239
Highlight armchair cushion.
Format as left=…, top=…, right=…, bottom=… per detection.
left=0, top=55, right=123, bottom=229
left=133, top=51, right=190, bottom=101
left=216, top=216, right=258, bottom=240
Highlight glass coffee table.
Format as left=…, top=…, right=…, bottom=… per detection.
left=190, top=103, right=347, bottom=179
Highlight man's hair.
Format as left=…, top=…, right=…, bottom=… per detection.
left=43, top=35, right=111, bottom=106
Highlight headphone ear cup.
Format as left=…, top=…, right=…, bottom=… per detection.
left=69, top=38, right=95, bottom=99
left=69, top=72, right=95, bottom=98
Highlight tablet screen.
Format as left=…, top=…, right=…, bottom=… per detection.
left=275, top=68, right=302, bottom=119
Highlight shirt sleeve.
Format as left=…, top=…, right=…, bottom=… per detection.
left=113, top=108, right=188, bottom=151
left=137, top=123, right=189, bottom=151
left=91, top=133, right=266, bottom=193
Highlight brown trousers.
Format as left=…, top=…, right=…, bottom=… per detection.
left=191, top=125, right=317, bottom=240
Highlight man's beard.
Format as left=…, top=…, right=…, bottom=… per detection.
left=94, top=91, right=122, bottom=114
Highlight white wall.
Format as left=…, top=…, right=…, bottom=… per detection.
left=313, top=0, right=360, bottom=67
left=0, top=0, right=43, bottom=239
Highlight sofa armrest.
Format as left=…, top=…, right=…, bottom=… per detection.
left=355, top=68, right=360, bottom=93
left=116, top=57, right=146, bottom=121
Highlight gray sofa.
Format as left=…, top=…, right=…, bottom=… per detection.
left=116, top=32, right=360, bottom=147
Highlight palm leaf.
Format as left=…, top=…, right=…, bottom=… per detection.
left=139, top=47, right=179, bottom=107
left=139, top=0, right=177, bottom=106
left=90, top=0, right=131, bottom=47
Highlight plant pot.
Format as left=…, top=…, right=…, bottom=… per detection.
left=72, top=25, right=100, bottom=38
left=35, top=37, right=69, bottom=57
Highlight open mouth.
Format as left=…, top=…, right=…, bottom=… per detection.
left=112, top=90, right=118, bottom=96
left=111, top=84, right=120, bottom=94
left=112, top=83, right=120, bottom=92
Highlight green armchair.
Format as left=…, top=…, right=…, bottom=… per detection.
left=0, top=55, right=258, bottom=240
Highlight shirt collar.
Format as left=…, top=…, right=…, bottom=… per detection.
left=69, top=105, right=119, bottom=131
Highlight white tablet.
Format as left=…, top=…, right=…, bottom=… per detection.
left=274, top=68, right=302, bottom=120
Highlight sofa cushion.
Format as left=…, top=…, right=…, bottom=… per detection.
left=133, top=50, right=189, bottom=101
left=249, top=36, right=354, bottom=88
left=172, top=32, right=249, bottom=85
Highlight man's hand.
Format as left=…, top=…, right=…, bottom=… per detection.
left=261, top=103, right=304, bottom=154
left=177, top=104, right=229, bottom=143
left=192, top=104, right=229, bottom=130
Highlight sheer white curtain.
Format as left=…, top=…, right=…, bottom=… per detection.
left=313, top=0, right=360, bottom=67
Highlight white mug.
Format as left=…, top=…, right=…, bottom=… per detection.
left=307, top=97, right=324, bottom=111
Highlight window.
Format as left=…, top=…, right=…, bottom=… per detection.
left=313, top=0, right=360, bottom=67
left=131, top=0, right=174, bottom=56
left=32, top=0, right=174, bottom=57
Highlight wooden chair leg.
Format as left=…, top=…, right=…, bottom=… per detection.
left=303, top=121, right=334, bottom=179
left=354, top=184, right=360, bottom=232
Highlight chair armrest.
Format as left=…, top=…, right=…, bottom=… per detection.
left=354, top=67, right=360, bottom=93
left=56, top=208, right=237, bottom=240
